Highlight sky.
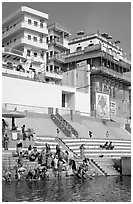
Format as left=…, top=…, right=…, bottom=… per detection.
left=2, top=1, right=131, bottom=59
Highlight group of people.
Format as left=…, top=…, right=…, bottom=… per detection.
left=99, top=141, right=114, bottom=150
left=2, top=118, right=36, bottom=151
left=3, top=142, right=93, bottom=182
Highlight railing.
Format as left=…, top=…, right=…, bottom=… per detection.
left=90, top=159, right=107, bottom=176
left=56, top=113, right=79, bottom=138
left=2, top=47, right=24, bottom=56
left=3, top=103, right=49, bottom=114
left=84, top=44, right=101, bottom=53
left=2, top=64, right=63, bottom=83
left=3, top=20, right=48, bottom=36
left=51, top=114, right=71, bottom=137
left=91, top=66, right=131, bottom=83
left=47, top=55, right=65, bottom=63
left=3, top=36, right=48, bottom=50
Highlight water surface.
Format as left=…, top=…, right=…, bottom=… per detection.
left=2, top=175, right=131, bottom=202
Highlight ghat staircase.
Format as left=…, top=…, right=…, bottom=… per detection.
left=51, top=113, right=78, bottom=138
left=2, top=112, right=131, bottom=176
left=33, top=135, right=131, bottom=176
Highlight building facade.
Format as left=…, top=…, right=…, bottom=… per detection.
left=2, top=6, right=131, bottom=122
left=61, top=32, right=131, bottom=121
left=2, top=6, right=48, bottom=73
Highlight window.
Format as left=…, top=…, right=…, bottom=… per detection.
left=28, top=35, right=31, bottom=40
left=34, top=21, right=38, bottom=26
left=50, top=51, right=53, bottom=57
left=40, top=23, right=43, bottom=28
left=41, top=51, right=44, bottom=59
left=50, top=36, right=52, bottom=42
left=46, top=52, right=49, bottom=59
left=27, top=50, right=31, bottom=57
left=50, top=65, right=53, bottom=71
left=62, top=93, right=66, bottom=107
left=33, top=37, right=37, bottom=42
left=46, top=37, right=48, bottom=43
left=34, top=52, right=37, bottom=57
left=28, top=19, right=31, bottom=25
left=88, top=43, right=94, bottom=47
left=40, top=38, right=43, bottom=43
left=77, top=46, right=82, bottom=52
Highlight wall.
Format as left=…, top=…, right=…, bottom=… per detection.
left=91, top=75, right=130, bottom=119
left=62, top=69, right=76, bottom=87
left=67, top=93, right=75, bottom=110
left=69, top=38, right=100, bottom=53
left=75, top=92, right=90, bottom=114
left=3, top=75, right=91, bottom=114
left=121, top=157, right=131, bottom=176
left=2, top=76, right=62, bottom=109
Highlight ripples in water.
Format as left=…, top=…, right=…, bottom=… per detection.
left=2, top=175, right=131, bottom=202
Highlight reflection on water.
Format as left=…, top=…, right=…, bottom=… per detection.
left=2, top=176, right=131, bottom=202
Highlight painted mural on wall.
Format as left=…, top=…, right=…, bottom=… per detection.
left=96, top=93, right=110, bottom=119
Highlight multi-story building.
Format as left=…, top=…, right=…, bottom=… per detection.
left=2, top=6, right=48, bottom=75
left=61, top=32, right=131, bottom=121
left=2, top=6, right=131, bottom=123
left=46, top=23, right=71, bottom=84
left=2, top=6, right=90, bottom=115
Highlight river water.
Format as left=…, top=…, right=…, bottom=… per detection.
left=2, top=175, right=131, bottom=202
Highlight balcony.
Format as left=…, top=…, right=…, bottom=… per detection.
left=91, top=66, right=131, bottom=84
left=2, top=65, right=34, bottom=79
left=48, top=38, right=69, bottom=50
left=44, top=70, right=63, bottom=80
left=2, top=47, right=26, bottom=61
left=6, top=36, right=48, bottom=51
left=84, top=44, right=101, bottom=53
left=47, top=54, right=65, bottom=63
left=2, top=21, right=48, bottom=40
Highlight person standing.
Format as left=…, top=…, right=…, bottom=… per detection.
left=40, top=147, right=47, bottom=167
left=79, top=144, right=85, bottom=159
left=106, top=131, right=109, bottom=139
left=4, top=134, right=9, bottom=150
left=21, top=125, right=26, bottom=140
left=88, top=131, right=93, bottom=138
left=16, top=138, right=23, bottom=156
left=2, top=119, right=8, bottom=137
left=57, top=128, right=60, bottom=137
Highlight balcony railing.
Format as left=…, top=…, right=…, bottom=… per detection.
left=48, top=38, right=64, bottom=47
left=91, top=66, right=131, bottom=83
left=47, top=54, right=65, bottom=63
left=2, top=47, right=24, bottom=56
left=3, top=20, right=48, bottom=37
left=44, top=70, right=63, bottom=80
left=3, top=36, right=48, bottom=51
left=84, top=44, right=101, bottom=53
